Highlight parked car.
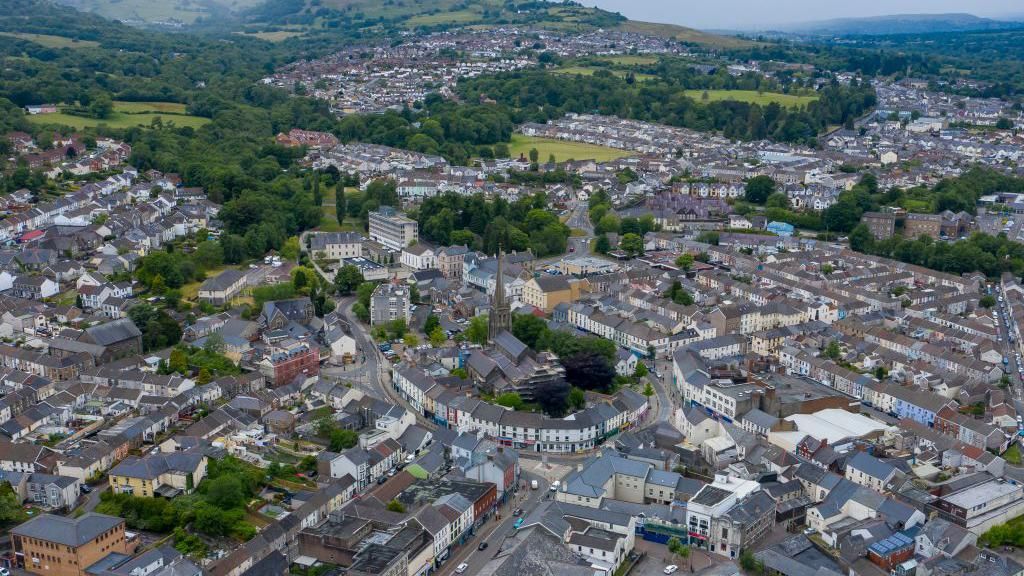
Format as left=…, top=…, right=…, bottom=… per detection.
left=514, top=518, right=524, bottom=529
left=80, top=485, right=92, bottom=494
left=513, top=508, right=523, bottom=516
left=664, top=566, right=679, bottom=574
left=478, top=541, right=489, bottom=551
left=456, top=563, right=469, bottom=574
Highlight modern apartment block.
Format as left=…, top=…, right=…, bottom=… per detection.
left=369, top=206, right=418, bottom=251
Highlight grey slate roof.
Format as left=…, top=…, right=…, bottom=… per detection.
left=11, top=512, right=123, bottom=546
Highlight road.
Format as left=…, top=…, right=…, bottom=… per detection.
left=72, top=479, right=108, bottom=515
left=647, top=357, right=674, bottom=425
left=435, top=472, right=550, bottom=576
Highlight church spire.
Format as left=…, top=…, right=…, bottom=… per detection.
left=488, top=246, right=511, bottom=343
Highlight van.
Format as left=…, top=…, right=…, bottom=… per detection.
left=531, top=479, right=539, bottom=490
left=550, top=480, right=560, bottom=492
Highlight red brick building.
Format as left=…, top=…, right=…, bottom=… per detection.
left=259, top=342, right=319, bottom=387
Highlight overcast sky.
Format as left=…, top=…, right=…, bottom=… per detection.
left=581, top=0, right=1021, bottom=30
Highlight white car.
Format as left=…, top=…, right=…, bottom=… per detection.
left=664, top=566, right=679, bottom=574
left=456, top=563, right=469, bottom=574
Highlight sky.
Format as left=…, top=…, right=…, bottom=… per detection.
left=581, top=0, right=1021, bottom=30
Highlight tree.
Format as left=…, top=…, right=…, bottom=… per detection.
left=634, top=362, right=649, bottom=379
left=204, top=475, right=245, bottom=510
left=620, top=233, right=643, bottom=257
left=312, top=173, right=322, bottom=207
left=386, top=499, right=406, bottom=513
left=980, top=295, right=997, bottom=308
left=496, top=392, right=525, bottom=410
left=824, top=340, right=842, bottom=360
left=744, top=175, right=776, bottom=204
left=335, top=186, right=345, bottom=225
left=568, top=387, right=586, bottom=410
left=169, top=348, right=189, bottom=374
left=424, top=314, right=441, bottom=335
left=849, top=224, right=873, bottom=252
left=334, top=265, right=365, bottom=295
left=529, top=148, right=539, bottom=163
left=512, top=314, right=549, bottom=349
left=328, top=428, right=358, bottom=451
left=403, top=333, right=419, bottom=347
left=997, top=117, right=1014, bottom=130
left=280, top=236, right=301, bottom=262
left=675, top=254, right=694, bottom=270
left=0, top=482, right=25, bottom=522
left=643, top=382, right=654, bottom=397
left=466, top=315, right=489, bottom=345
left=88, top=93, right=114, bottom=119
left=594, top=234, right=611, bottom=254
left=563, top=351, right=616, bottom=392
left=429, top=326, right=447, bottom=347
left=534, top=379, right=571, bottom=416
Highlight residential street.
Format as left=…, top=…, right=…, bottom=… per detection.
left=434, top=472, right=550, bottom=576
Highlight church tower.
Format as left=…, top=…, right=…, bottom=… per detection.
left=488, top=248, right=512, bottom=342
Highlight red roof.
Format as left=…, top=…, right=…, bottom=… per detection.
left=18, top=229, right=44, bottom=243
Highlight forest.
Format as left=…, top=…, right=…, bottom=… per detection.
left=412, top=191, right=571, bottom=257
left=456, top=70, right=878, bottom=146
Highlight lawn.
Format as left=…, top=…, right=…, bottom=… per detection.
left=1005, top=443, right=1022, bottom=465
left=27, top=111, right=210, bottom=130
left=180, top=265, right=230, bottom=301
left=683, top=89, right=819, bottom=108
left=235, top=30, right=306, bottom=42
left=0, top=32, right=99, bottom=49
left=508, top=134, right=632, bottom=163
left=554, top=66, right=657, bottom=82
left=595, top=55, right=658, bottom=65
left=319, top=204, right=362, bottom=233
left=113, top=101, right=188, bottom=114
left=405, top=9, right=481, bottom=27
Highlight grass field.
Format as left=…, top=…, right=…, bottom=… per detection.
left=27, top=102, right=210, bottom=130
left=235, top=30, right=306, bottom=42
left=406, top=9, right=481, bottom=27
left=554, top=66, right=657, bottom=82
left=508, top=134, right=631, bottom=163
left=63, top=0, right=265, bottom=25
left=595, top=55, right=658, bottom=65
left=113, top=101, right=188, bottom=114
left=0, top=33, right=99, bottom=49
left=683, top=89, right=819, bottom=108
left=1005, top=443, right=1022, bottom=465
left=319, top=204, right=362, bottom=233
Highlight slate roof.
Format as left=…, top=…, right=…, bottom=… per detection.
left=11, top=512, right=123, bottom=546
left=83, top=317, right=142, bottom=346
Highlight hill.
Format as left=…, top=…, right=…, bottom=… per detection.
left=783, top=12, right=1023, bottom=36
left=616, top=20, right=754, bottom=49
left=54, top=0, right=264, bottom=27
left=47, top=0, right=748, bottom=49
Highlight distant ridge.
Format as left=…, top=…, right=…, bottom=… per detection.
left=781, top=12, right=1024, bottom=36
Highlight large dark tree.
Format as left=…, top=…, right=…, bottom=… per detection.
left=534, top=379, right=571, bottom=417
left=562, top=351, right=616, bottom=393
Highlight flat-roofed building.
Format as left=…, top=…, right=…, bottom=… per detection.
left=369, top=207, right=418, bottom=251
